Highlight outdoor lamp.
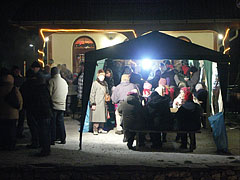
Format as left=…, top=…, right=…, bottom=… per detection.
left=44, top=37, right=49, bottom=42
left=218, top=34, right=224, bottom=40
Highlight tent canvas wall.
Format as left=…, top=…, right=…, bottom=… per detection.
left=79, top=31, right=229, bottom=149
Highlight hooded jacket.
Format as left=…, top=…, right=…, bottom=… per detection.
left=176, top=100, right=201, bottom=131
left=146, top=92, right=173, bottom=130
left=118, top=94, right=145, bottom=130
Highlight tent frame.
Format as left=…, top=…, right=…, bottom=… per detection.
left=79, top=31, right=229, bottom=149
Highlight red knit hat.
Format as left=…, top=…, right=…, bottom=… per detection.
left=181, top=87, right=190, bottom=94
left=184, top=91, right=193, bottom=101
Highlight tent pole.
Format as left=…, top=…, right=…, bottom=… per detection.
left=217, top=62, right=229, bottom=115
left=79, top=57, right=97, bottom=150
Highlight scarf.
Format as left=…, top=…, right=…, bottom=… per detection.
left=96, top=78, right=108, bottom=87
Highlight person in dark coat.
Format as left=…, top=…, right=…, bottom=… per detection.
left=105, top=68, right=115, bottom=96
left=0, top=72, right=23, bottom=150
left=186, top=66, right=200, bottom=92
left=146, top=85, right=173, bottom=148
left=176, top=91, right=201, bottom=150
left=194, top=83, right=208, bottom=128
left=130, top=72, right=144, bottom=94
left=21, top=69, right=40, bottom=149
left=161, top=66, right=177, bottom=88
left=11, top=66, right=24, bottom=88
left=118, top=90, right=146, bottom=150
left=42, top=65, right=51, bottom=82
left=105, top=68, right=115, bottom=128
left=11, top=66, right=25, bottom=138
left=22, top=71, right=52, bottom=156
left=31, top=75, right=52, bottom=156
left=148, top=70, right=161, bottom=90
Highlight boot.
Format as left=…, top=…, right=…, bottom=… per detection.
left=93, top=123, right=99, bottom=135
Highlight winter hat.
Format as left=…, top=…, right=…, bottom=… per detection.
left=184, top=91, right=193, bottom=101
left=158, top=78, right=167, bottom=86
left=195, top=83, right=203, bottom=92
left=143, top=82, right=152, bottom=97
left=143, top=81, right=152, bottom=90
left=181, top=87, right=190, bottom=94
left=155, top=85, right=165, bottom=96
left=121, top=74, right=130, bottom=83
left=51, top=67, right=60, bottom=76
left=31, top=61, right=41, bottom=68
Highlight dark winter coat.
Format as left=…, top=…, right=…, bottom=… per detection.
left=161, top=68, right=177, bottom=87
left=146, top=92, right=173, bottom=130
left=187, top=70, right=200, bottom=92
left=13, top=75, right=24, bottom=88
left=118, top=94, right=145, bottom=130
left=105, top=76, right=114, bottom=96
left=148, top=75, right=160, bottom=90
left=194, top=89, right=208, bottom=113
left=21, top=76, right=52, bottom=119
left=176, top=100, right=201, bottom=131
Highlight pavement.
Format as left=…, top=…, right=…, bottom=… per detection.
left=0, top=117, right=239, bottom=168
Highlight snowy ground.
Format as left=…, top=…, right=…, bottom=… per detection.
left=0, top=118, right=239, bottom=168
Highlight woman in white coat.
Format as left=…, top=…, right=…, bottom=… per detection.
left=90, top=69, right=109, bottom=135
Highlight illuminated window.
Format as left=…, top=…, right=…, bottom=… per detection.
left=73, top=36, right=96, bottom=73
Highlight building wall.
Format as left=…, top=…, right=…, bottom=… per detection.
left=161, top=30, right=218, bottom=50
left=50, top=32, right=127, bottom=71
left=49, top=30, right=218, bottom=71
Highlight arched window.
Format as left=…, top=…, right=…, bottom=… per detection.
left=72, top=36, right=96, bottom=73
left=177, top=36, right=192, bottom=43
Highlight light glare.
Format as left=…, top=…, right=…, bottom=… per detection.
left=44, top=37, right=49, bottom=42
left=218, top=34, right=224, bottom=40
left=142, top=59, right=152, bottom=70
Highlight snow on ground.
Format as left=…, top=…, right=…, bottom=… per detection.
left=0, top=118, right=239, bottom=168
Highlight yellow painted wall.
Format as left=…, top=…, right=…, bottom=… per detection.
left=50, top=30, right=218, bottom=71
left=50, top=32, right=127, bottom=71
left=161, top=30, right=218, bottom=50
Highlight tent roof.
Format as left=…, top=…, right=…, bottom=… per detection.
left=86, top=31, right=229, bottom=62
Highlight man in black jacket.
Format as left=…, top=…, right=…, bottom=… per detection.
left=176, top=91, right=201, bottom=151
left=118, top=90, right=145, bottom=150
left=146, top=85, right=173, bottom=148
left=22, top=70, right=52, bottom=156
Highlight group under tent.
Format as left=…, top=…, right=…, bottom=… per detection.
left=79, top=31, right=229, bottom=149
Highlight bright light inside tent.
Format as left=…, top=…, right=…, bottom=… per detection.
left=141, top=58, right=152, bottom=70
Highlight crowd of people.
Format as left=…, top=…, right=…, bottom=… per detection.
left=0, top=62, right=69, bottom=156
left=88, top=60, right=208, bottom=150
left=0, top=59, right=208, bottom=155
